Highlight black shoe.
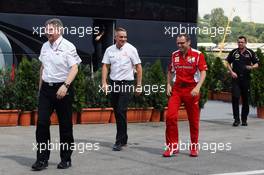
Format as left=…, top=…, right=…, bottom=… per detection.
left=241, top=122, right=248, bottom=126
left=232, top=121, right=240, bottom=127
left=57, top=161, right=71, bottom=169
left=112, top=144, right=122, bottom=151
left=31, top=160, right=48, bottom=171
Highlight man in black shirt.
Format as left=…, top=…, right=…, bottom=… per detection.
left=226, top=36, right=259, bottom=127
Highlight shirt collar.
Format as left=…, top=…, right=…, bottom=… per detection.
left=180, top=47, right=192, bottom=57
left=115, top=42, right=127, bottom=50
left=50, top=35, right=63, bottom=49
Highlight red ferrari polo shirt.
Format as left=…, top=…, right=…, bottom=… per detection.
left=168, top=48, right=207, bottom=84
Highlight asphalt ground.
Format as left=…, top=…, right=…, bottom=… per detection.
left=0, top=100, right=263, bottom=175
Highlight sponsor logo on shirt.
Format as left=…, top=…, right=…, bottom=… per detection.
left=175, top=65, right=193, bottom=69
left=175, top=56, right=179, bottom=62
left=187, top=57, right=195, bottom=64
left=244, top=54, right=250, bottom=58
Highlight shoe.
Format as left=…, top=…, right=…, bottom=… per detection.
left=241, top=122, right=248, bottom=126
left=31, top=160, right=48, bottom=171
left=190, top=149, right=199, bottom=157
left=162, top=148, right=179, bottom=157
left=232, top=121, right=240, bottom=127
left=112, top=144, right=122, bottom=151
left=57, top=160, right=71, bottom=169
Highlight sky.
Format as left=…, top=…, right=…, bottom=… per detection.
left=199, top=0, right=264, bottom=24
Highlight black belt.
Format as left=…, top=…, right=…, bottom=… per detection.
left=42, top=81, right=64, bottom=87
left=110, top=80, right=133, bottom=84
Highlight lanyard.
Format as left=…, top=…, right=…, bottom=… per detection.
left=49, top=38, right=63, bottom=52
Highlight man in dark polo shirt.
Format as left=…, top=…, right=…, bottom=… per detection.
left=226, top=36, right=259, bottom=127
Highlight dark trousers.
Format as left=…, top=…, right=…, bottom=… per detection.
left=110, top=80, right=133, bottom=145
left=36, top=82, right=74, bottom=162
left=232, top=77, right=250, bottom=123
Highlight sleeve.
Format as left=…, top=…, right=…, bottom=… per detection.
left=168, top=54, right=175, bottom=73
left=226, top=50, right=234, bottom=64
left=250, top=50, right=259, bottom=64
left=130, top=48, right=141, bottom=65
left=198, top=53, right=208, bottom=71
left=102, top=48, right=111, bottom=64
left=67, top=46, right=82, bottom=67
left=38, top=46, right=44, bottom=63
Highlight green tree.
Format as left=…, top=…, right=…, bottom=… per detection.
left=72, top=65, right=86, bottom=112
left=210, top=57, right=229, bottom=92
left=258, top=32, right=264, bottom=43
left=0, top=68, right=17, bottom=109
left=143, top=60, right=167, bottom=110
left=210, top=8, right=228, bottom=44
left=250, top=48, right=264, bottom=107
left=199, top=47, right=214, bottom=108
left=84, top=66, right=110, bottom=108
left=232, top=16, right=242, bottom=23
left=15, top=57, right=39, bottom=111
left=203, top=14, right=211, bottom=21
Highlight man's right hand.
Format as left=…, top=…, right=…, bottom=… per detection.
left=230, top=71, right=238, bottom=79
left=166, top=84, right=172, bottom=96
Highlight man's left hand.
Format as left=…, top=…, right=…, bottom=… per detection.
left=246, top=65, right=253, bottom=70
left=56, top=85, right=68, bottom=99
left=191, top=86, right=200, bottom=96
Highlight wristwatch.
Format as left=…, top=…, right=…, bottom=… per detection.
left=63, top=82, right=70, bottom=89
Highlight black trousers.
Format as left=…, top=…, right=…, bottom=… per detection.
left=231, top=77, right=250, bottom=123
left=36, top=82, right=74, bottom=162
left=110, top=80, right=133, bottom=145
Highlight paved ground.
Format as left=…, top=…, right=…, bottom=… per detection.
left=0, top=100, right=263, bottom=175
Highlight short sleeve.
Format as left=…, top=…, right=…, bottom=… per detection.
left=168, top=54, right=175, bottom=73
left=198, top=53, right=207, bottom=71
left=226, top=51, right=234, bottom=64
left=102, top=49, right=111, bottom=64
left=130, top=48, right=141, bottom=65
left=250, top=50, right=259, bottom=64
left=38, top=46, right=44, bottom=62
left=67, top=46, right=82, bottom=67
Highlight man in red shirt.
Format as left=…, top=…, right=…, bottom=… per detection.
left=163, top=34, right=207, bottom=157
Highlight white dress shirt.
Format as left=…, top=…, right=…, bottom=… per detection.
left=39, top=36, right=81, bottom=83
left=102, top=42, right=141, bottom=81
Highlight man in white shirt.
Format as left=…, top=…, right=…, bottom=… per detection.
left=32, top=18, right=81, bottom=171
left=101, top=27, right=142, bottom=151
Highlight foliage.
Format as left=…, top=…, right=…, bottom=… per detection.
left=128, top=64, right=149, bottom=108
left=0, top=68, right=17, bottom=109
left=137, top=60, right=167, bottom=110
left=14, top=57, right=39, bottom=111
left=199, top=47, right=213, bottom=108
left=72, top=64, right=86, bottom=112
left=209, top=8, right=228, bottom=44
left=198, top=8, right=264, bottom=44
left=84, top=66, right=111, bottom=108
left=209, top=57, right=230, bottom=92
left=250, top=49, right=264, bottom=107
